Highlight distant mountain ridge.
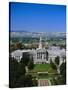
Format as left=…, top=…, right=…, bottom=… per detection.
left=10, top=31, right=66, bottom=38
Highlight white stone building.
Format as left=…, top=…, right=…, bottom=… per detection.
left=11, top=37, right=66, bottom=65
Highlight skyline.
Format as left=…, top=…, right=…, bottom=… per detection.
left=10, top=2, right=66, bottom=32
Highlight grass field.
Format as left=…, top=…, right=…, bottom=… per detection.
left=29, top=64, right=57, bottom=73
left=28, top=64, right=58, bottom=85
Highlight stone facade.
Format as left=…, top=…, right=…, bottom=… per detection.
left=11, top=37, right=66, bottom=65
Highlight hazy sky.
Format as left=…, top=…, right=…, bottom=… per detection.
left=10, top=2, right=66, bottom=32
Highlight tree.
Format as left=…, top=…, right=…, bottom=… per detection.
left=28, top=58, right=34, bottom=70
left=60, top=62, right=66, bottom=75
left=21, top=52, right=30, bottom=66
left=17, top=63, right=26, bottom=77
left=9, top=57, right=19, bottom=88
left=9, top=56, right=26, bottom=88
left=46, top=51, right=49, bottom=61
left=15, top=75, right=33, bottom=87
left=50, top=61, right=66, bottom=85
left=52, top=75, right=64, bottom=85
left=9, top=52, right=35, bottom=88
left=62, top=55, right=66, bottom=62
left=32, top=78, right=38, bottom=86
left=55, top=56, right=60, bottom=65
left=50, top=57, right=60, bottom=74
left=60, top=62, right=66, bottom=84
left=20, top=52, right=34, bottom=70
left=52, top=62, right=66, bottom=85
left=9, top=56, right=34, bottom=88
left=15, top=42, right=22, bottom=49
left=50, top=59, right=57, bottom=70
left=10, top=43, right=16, bottom=52
left=54, top=56, right=60, bottom=74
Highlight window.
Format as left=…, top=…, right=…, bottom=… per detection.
left=40, top=53, right=42, bottom=59
left=37, top=52, right=42, bottom=59
left=37, top=53, right=39, bottom=59
left=44, top=54, right=46, bottom=59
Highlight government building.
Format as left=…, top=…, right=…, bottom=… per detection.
left=11, top=37, right=66, bottom=65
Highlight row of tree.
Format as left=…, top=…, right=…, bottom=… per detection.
left=9, top=52, right=37, bottom=88
left=50, top=56, right=66, bottom=85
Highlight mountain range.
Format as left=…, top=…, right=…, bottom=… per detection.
left=10, top=31, right=66, bottom=38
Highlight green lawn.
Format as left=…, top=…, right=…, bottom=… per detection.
left=28, top=64, right=58, bottom=85
left=29, top=64, right=57, bottom=73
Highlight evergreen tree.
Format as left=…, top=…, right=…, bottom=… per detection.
left=46, top=51, right=49, bottom=61
left=50, top=59, right=57, bottom=70
left=55, top=56, right=60, bottom=65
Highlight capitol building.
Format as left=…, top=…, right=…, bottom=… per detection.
left=11, top=37, right=66, bottom=65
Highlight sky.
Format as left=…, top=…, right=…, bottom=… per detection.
left=10, top=2, right=66, bottom=32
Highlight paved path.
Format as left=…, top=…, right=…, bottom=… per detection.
left=38, top=79, right=51, bottom=86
